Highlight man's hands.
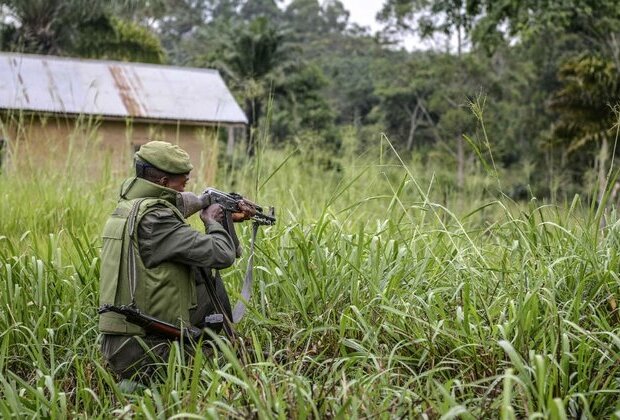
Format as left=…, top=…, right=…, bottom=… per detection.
left=232, top=200, right=257, bottom=222
left=200, top=204, right=224, bottom=224
left=199, top=200, right=257, bottom=224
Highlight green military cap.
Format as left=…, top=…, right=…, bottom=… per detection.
left=135, top=141, right=193, bottom=174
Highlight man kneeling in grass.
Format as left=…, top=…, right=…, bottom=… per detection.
left=98, top=140, right=254, bottom=387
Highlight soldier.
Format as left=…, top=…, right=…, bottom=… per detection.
left=98, top=140, right=254, bottom=385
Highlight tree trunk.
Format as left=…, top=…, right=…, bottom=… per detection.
left=598, top=136, right=610, bottom=229
left=457, top=23, right=462, bottom=57
left=598, top=136, right=609, bottom=203
left=457, top=135, right=464, bottom=189
left=417, top=99, right=442, bottom=143
left=353, top=107, right=361, bottom=130
left=245, top=98, right=261, bottom=157
left=226, top=126, right=235, bottom=156
left=606, top=32, right=620, bottom=77
left=406, top=104, right=420, bottom=151
left=455, top=24, right=465, bottom=189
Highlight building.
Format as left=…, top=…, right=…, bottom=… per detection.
left=0, top=52, right=247, bottom=182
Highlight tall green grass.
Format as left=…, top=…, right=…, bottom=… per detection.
left=0, top=130, right=619, bottom=418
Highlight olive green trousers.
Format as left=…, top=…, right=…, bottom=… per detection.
left=100, top=279, right=228, bottom=383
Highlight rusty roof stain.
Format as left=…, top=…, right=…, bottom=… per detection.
left=109, top=65, right=147, bottom=117
left=0, top=52, right=247, bottom=125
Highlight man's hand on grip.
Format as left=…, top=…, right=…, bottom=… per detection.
left=232, top=200, right=257, bottom=222
left=201, top=204, right=224, bottom=224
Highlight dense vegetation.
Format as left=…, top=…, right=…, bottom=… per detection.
left=0, top=133, right=619, bottom=417
left=1, top=0, right=619, bottom=417
left=2, top=0, right=620, bottom=197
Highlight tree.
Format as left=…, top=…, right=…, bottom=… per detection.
left=0, top=0, right=104, bottom=54
left=116, top=0, right=218, bottom=64
left=284, top=0, right=323, bottom=38
left=373, top=53, right=437, bottom=150
left=378, top=0, right=620, bottom=56
left=0, top=0, right=164, bottom=62
left=549, top=55, right=620, bottom=198
left=467, top=0, right=620, bottom=194
left=322, top=0, right=350, bottom=34
left=472, top=0, right=620, bottom=51
left=72, top=17, right=164, bottom=63
left=378, top=0, right=482, bottom=54
left=191, top=17, right=289, bottom=155
left=271, top=63, right=336, bottom=144
left=239, top=0, right=282, bottom=22
left=378, top=1, right=484, bottom=187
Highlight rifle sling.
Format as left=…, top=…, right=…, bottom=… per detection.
left=127, top=199, right=146, bottom=306
left=220, top=211, right=259, bottom=323
left=232, top=221, right=259, bottom=323
left=222, top=211, right=242, bottom=258
left=200, top=266, right=236, bottom=341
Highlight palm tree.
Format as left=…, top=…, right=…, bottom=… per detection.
left=1, top=0, right=106, bottom=54
left=550, top=54, right=620, bottom=199
left=0, top=0, right=163, bottom=63
left=195, top=17, right=288, bottom=155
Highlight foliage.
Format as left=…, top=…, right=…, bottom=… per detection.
left=472, top=0, right=620, bottom=52
left=271, top=64, right=336, bottom=144
left=0, top=0, right=164, bottom=62
left=378, top=0, right=480, bottom=52
left=2, top=0, right=620, bottom=198
left=0, top=129, right=619, bottom=417
left=191, top=16, right=290, bottom=154
left=240, top=0, right=281, bottom=22
left=0, top=0, right=107, bottom=54
left=189, top=13, right=337, bottom=153
left=550, top=55, right=620, bottom=153
left=375, top=0, right=620, bottom=195
left=72, top=16, right=165, bottom=63
left=377, top=0, right=620, bottom=53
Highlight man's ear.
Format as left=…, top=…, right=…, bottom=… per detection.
left=160, top=176, right=169, bottom=187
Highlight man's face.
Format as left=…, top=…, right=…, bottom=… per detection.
left=164, top=173, right=190, bottom=192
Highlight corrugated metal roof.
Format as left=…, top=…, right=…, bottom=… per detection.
left=0, top=52, right=248, bottom=125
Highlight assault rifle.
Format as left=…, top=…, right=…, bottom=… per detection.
left=179, top=188, right=276, bottom=225
left=176, top=188, right=276, bottom=335
left=98, top=304, right=203, bottom=341
left=199, top=189, right=275, bottom=326
left=205, top=188, right=276, bottom=226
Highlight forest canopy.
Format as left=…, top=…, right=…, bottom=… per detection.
left=1, top=0, right=619, bottom=199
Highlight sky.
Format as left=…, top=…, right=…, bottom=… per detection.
left=338, top=0, right=384, bottom=33
left=279, top=0, right=454, bottom=51
left=323, top=0, right=448, bottom=51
